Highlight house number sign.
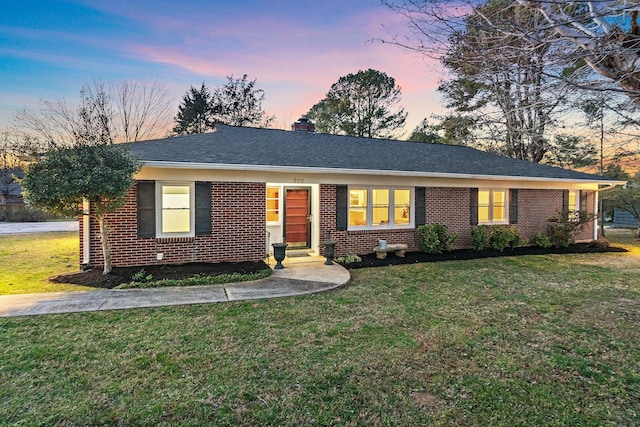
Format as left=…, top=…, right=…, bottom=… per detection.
left=293, top=178, right=304, bottom=183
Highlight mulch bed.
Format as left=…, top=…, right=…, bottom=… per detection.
left=342, top=242, right=628, bottom=269
left=49, top=243, right=627, bottom=289
left=49, top=261, right=270, bottom=289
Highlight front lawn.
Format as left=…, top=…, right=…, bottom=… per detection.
left=1, top=230, right=639, bottom=425
left=0, top=232, right=93, bottom=294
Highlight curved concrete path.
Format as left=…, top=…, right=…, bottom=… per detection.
left=0, top=256, right=351, bottom=317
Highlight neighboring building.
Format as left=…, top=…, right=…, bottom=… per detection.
left=612, top=208, right=639, bottom=228
left=79, top=123, right=625, bottom=269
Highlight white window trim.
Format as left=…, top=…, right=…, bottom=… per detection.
left=568, top=190, right=580, bottom=222
left=266, top=185, right=282, bottom=225
left=156, top=181, right=195, bottom=238
left=478, top=188, right=509, bottom=225
left=348, top=186, right=414, bottom=230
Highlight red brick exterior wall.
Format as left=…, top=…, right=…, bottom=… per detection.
left=513, top=189, right=595, bottom=241
left=426, top=188, right=473, bottom=249
left=80, top=181, right=266, bottom=269
left=317, top=184, right=596, bottom=257
left=79, top=182, right=597, bottom=268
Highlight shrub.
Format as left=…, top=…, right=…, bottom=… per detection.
left=547, top=210, right=597, bottom=248
left=472, top=225, right=523, bottom=252
left=532, top=232, right=552, bottom=249
left=335, top=254, right=362, bottom=265
left=471, top=226, right=488, bottom=251
left=417, top=224, right=457, bottom=254
left=488, top=226, right=523, bottom=252
left=131, top=269, right=153, bottom=283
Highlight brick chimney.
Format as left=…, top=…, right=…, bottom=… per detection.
left=291, top=117, right=315, bottom=132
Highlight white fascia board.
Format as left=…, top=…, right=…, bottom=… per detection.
left=141, top=161, right=626, bottom=186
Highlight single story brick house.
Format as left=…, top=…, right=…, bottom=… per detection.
left=79, top=123, right=624, bottom=269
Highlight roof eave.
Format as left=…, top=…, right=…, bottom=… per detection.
left=140, top=160, right=625, bottom=185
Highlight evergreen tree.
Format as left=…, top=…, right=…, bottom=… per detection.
left=211, top=74, right=274, bottom=127
left=172, top=83, right=215, bottom=135
left=305, top=69, right=407, bottom=139
left=408, top=118, right=440, bottom=143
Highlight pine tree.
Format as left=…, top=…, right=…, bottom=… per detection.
left=172, top=83, right=215, bottom=135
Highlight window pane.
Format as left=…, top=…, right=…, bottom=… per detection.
left=568, top=191, right=577, bottom=211
left=478, top=206, right=490, bottom=223
left=266, top=187, right=279, bottom=199
left=162, top=210, right=190, bottom=233
left=372, top=189, right=389, bottom=225
left=162, top=185, right=190, bottom=233
left=478, top=191, right=490, bottom=206
left=266, top=187, right=280, bottom=222
left=349, top=189, right=367, bottom=226
left=493, top=191, right=506, bottom=222
left=478, top=191, right=490, bottom=223
left=394, top=189, right=410, bottom=224
left=163, top=186, right=190, bottom=209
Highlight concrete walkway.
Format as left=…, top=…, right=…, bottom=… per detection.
left=0, top=256, right=351, bottom=317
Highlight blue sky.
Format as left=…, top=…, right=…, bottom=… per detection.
left=0, top=0, right=444, bottom=134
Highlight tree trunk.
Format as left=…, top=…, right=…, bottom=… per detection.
left=97, top=215, right=112, bottom=275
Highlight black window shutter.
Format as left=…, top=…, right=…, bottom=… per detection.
left=336, top=185, right=348, bottom=231
left=137, top=181, right=155, bottom=238
left=415, top=187, right=426, bottom=226
left=195, top=182, right=212, bottom=236
left=470, top=188, right=478, bottom=226
left=509, top=189, right=518, bottom=224
left=562, top=190, right=569, bottom=212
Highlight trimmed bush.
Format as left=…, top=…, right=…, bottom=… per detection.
left=471, top=226, right=488, bottom=251
left=487, top=225, right=523, bottom=252
left=472, top=225, right=522, bottom=252
left=417, top=224, right=457, bottom=254
left=532, top=232, right=552, bottom=249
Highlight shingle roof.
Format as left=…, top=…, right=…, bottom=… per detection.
left=127, top=124, right=614, bottom=182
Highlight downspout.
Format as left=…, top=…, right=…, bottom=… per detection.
left=593, top=183, right=620, bottom=240
left=82, top=199, right=90, bottom=268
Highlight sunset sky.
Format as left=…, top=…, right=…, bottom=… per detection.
left=0, top=0, right=446, bottom=136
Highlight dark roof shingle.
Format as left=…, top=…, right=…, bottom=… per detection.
left=127, top=124, right=612, bottom=182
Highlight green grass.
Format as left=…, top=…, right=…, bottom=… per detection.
left=1, top=230, right=639, bottom=425
left=0, top=232, right=93, bottom=294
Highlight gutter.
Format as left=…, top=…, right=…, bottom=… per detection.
left=140, top=161, right=626, bottom=186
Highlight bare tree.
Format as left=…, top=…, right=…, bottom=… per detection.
left=109, top=80, right=173, bottom=142
left=383, top=0, right=640, bottom=104
left=516, top=1, right=640, bottom=103
left=431, top=1, right=572, bottom=162
left=15, top=80, right=173, bottom=147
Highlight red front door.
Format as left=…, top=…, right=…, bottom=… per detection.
left=285, top=189, right=310, bottom=248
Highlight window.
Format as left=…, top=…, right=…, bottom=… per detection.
left=348, top=186, right=413, bottom=229
left=137, top=181, right=210, bottom=238
left=568, top=190, right=580, bottom=221
left=394, top=189, right=411, bottom=225
left=349, top=188, right=367, bottom=226
left=372, top=189, right=389, bottom=225
left=157, top=183, right=194, bottom=237
left=478, top=189, right=507, bottom=224
left=266, top=187, right=280, bottom=222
